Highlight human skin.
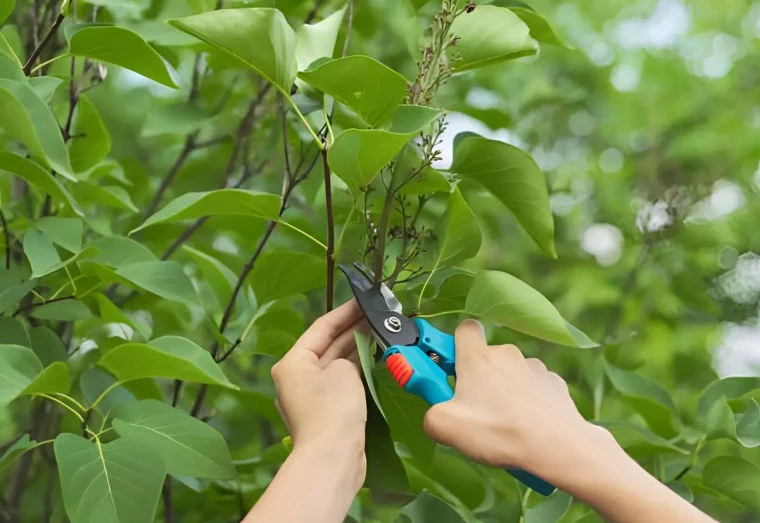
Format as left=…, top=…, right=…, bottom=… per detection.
left=244, top=304, right=715, bottom=523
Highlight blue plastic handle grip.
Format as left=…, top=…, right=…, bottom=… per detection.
left=385, top=320, right=556, bottom=497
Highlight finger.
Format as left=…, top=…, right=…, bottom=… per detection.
left=525, top=358, right=547, bottom=375
left=454, top=319, right=488, bottom=371
left=320, top=319, right=370, bottom=367
left=289, top=299, right=363, bottom=358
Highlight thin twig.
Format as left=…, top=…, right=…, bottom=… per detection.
left=305, top=0, right=326, bottom=24
left=322, top=146, right=335, bottom=311
left=23, top=13, right=64, bottom=76
left=144, top=134, right=197, bottom=220
left=341, top=1, right=355, bottom=57
left=12, top=296, right=74, bottom=317
left=162, top=479, right=174, bottom=523
left=62, top=57, right=78, bottom=139
left=0, top=210, right=10, bottom=270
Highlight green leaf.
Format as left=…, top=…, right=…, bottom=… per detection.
left=524, top=491, right=572, bottom=523
left=298, top=56, right=407, bottom=127
left=0, top=269, right=38, bottom=314
left=87, top=236, right=157, bottom=268
left=94, top=293, right=151, bottom=339
left=29, top=326, right=68, bottom=367
left=600, top=422, right=688, bottom=457
left=449, top=6, right=537, bottom=71
left=23, top=230, right=96, bottom=278
left=604, top=361, right=680, bottom=438
left=74, top=182, right=139, bottom=213
left=0, top=51, right=23, bottom=80
left=294, top=6, right=346, bottom=89
left=249, top=305, right=304, bottom=358
left=356, top=332, right=381, bottom=410
left=329, top=106, right=443, bottom=195
left=68, top=25, right=178, bottom=88
left=115, top=261, right=199, bottom=304
left=0, top=317, right=29, bottom=346
left=36, top=217, right=83, bottom=253
left=0, top=344, right=68, bottom=405
left=250, top=251, right=326, bottom=303
left=0, top=152, right=83, bottom=216
left=113, top=399, right=235, bottom=479
left=705, top=398, right=736, bottom=442
left=374, top=364, right=435, bottom=468
left=509, top=7, right=565, bottom=47
left=54, top=433, right=165, bottom=523
left=169, top=8, right=297, bottom=94
left=464, top=270, right=597, bottom=348
left=420, top=273, right=475, bottom=315
left=399, top=491, right=464, bottom=523
left=21, top=361, right=70, bottom=397
left=141, top=102, right=210, bottom=137
left=0, top=79, right=74, bottom=179
left=80, top=369, right=137, bottom=415
left=364, top=381, right=410, bottom=492
left=68, top=94, right=111, bottom=173
left=182, top=246, right=237, bottom=308
left=31, top=299, right=92, bottom=321
left=451, top=133, right=555, bottom=258
left=29, top=76, right=63, bottom=103
left=703, top=456, right=760, bottom=512
left=0, top=435, right=33, bottom=476
left=98, top=336, right=236, bottom=388
left=398, top=147, right=451, bottom=195
left=737, top=399, right=760, bottom=448
left=0, top=0, right=13, bottom=25
left=132, top=189, right=281, bottom=233
left=696, top=377, right=760, bottom=419
left=426, top=188, right=481, bottom=281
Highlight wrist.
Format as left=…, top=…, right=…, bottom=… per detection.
left=292, top=431, right=366, bottom=492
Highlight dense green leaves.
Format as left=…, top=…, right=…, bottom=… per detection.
left=329, top=106, right=442, bottom=194
left=298, top=56, right=407, bottom=127
left=133, top=189, right=281, bottom=233
left=428, top=189, right=481, bottom=274
left=0, top=270, right=37, bottom=314
left=54, top=433, right=165, bottom=523
left=295, top=6, right=346, bottom=85
left=449, top=6, right=537, bottom=71
left=0, top=79, right=74, bottom=178
left=0, top=152, right=82, bottom=215
left=68, top=94, right=111, bottom=173
left=0, top=435, right=33, bottom=476
left=251, top=250, right=326, bottom=303
left=463, top=270, right=597, bottom=348
left=399, top=491, right=465, bottom=523
left=113, top=400, right=235, bottom=479
left=98, top=336, right=236, bottom=388
left=169, top=8, right=297, bottom=94
left=524, top=491, right=573, bottom=523
left=509, top=8, right=565, bottom=47
left=36, top=217, right=83, bottom=253
left=0, top=344, right=69, bottom=407
left=115, top=261, right=198, bottom=304
left=68, top=25, right=178, bottom=88
left=451, top=133, right=555, bottom=258
left=0, top=1, right=13, bottom=25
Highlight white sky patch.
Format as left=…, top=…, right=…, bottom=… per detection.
left=613, top=0, right=692, bottom=50
left=465, top=87, right=501, bottom=110
left=581, top=223, right=624, bottom=266
left=687, top=180, right=746, bottom=222
left=713, top=317, right=760, bottom=378
left=435, top=112, right=525, bottom=169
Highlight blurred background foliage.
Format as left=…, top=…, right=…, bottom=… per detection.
left=1, top=0, right=760, bottom=522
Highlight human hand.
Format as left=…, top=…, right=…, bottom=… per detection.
left=422, top=320, right=598, bottom=475
left=270, top=300, right=368, bottom=483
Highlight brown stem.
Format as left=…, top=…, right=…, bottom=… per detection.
left=12, top=295, right=74, bottom=317
left=322, top=147, right=335, bottom=311
left=162, top=478, right=174, bottom=523
left=5, top=404, right=45, bottom=518
left=0, top=210, right=10, bottom=270
left=144, top=134, right=197, bottom=220
left=62, top=57, right=78, bottom=139
left=22, top=13, right=64, bottom=76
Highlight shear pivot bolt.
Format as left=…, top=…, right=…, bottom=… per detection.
left=383, top=316, right=402, bottom=333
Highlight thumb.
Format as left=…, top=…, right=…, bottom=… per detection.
left=423, top=402, right=460, bottom=448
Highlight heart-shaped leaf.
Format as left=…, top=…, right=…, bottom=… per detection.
left=295, top=6, right=346, bottom=91
left=36, top=217, right=83, bottom=253
left=703, top=456, right=760, bottom=512
left=0, top=344, right=70, bottom=407
left=169, top=8, right=297, bottom=94
left=449, top=5, right=537, bottom=71
left=697, top=377, right=760, bottom=419
left=113, top=399, right=235, bottom=479
left=54, top=433, right=165, bottom=523
left=451, top=133, right=555, bottom=258
left=737, top=399, right=760, bottom=448
left=464, top=270, right=597, bottom=348
left=132, top=189, right=281, bottom=234
left=98, top=336, right=236, bottom=388
left=298, top=56, right=407, bottom=127
left=250, top=250, right=326, bottom=304
left=68, top=25, right=178, bottom=88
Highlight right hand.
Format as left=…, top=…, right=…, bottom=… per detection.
left=423, top=319, right=600, bottom=474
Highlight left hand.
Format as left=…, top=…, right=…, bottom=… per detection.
left=270, top=300, right=368, bottom=484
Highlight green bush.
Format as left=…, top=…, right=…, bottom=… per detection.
left=0, top=0, right=759, bottom=522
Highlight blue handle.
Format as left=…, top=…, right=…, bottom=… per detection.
left=384, top=320, right=556, bottom=497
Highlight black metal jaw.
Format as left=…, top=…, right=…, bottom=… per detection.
left=339, top=264, right=419, bottom=355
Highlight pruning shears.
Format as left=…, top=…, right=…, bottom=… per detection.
left=339, top=263, right=556, bottom=497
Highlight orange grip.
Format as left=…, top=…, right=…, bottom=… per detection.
left=385, top=353, right=414, bottom=387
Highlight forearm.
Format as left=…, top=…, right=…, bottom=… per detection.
left=533, top=425, right=715, bottom=523
left=243, top=438, right=363, bottom=523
